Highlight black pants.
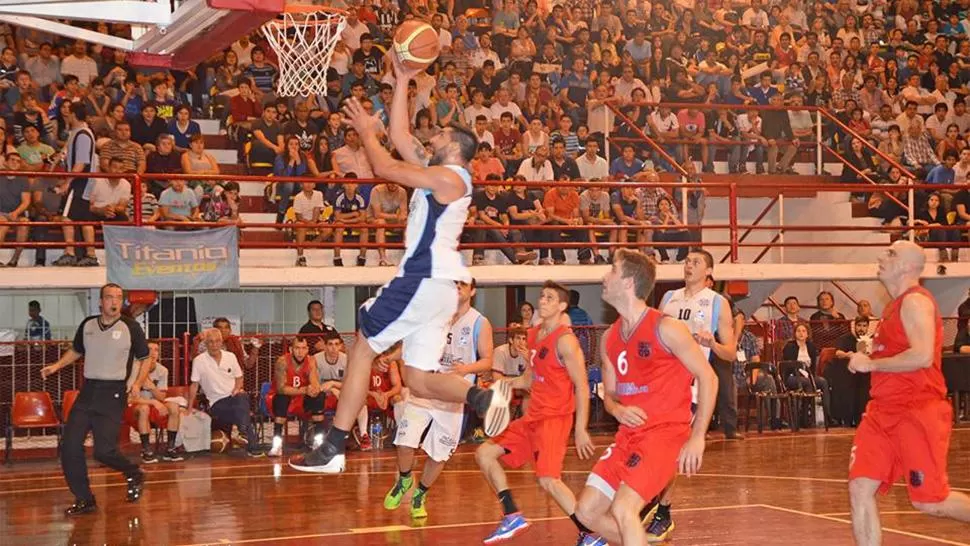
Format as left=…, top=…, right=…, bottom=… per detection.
left=209, top=394, right=259, bottom=447
left=272, top=393, right=325, bottom=417
left=472, top=228, right=524, bottom=263
left=711, top=358, right=738, bottom=435
left=653, top=229, right=691, bottom=261
left=786, top=374, right=832, bottom=421
left=61, top=379, right=140, bottom=503
left=551, top=228, right=592, bottom=263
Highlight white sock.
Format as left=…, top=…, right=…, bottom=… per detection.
left=357, top=407, right=369, bottom=436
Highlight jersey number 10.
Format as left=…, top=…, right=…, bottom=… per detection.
left=677, top=309, right=691, bottom=321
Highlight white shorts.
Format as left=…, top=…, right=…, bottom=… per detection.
left=393, top=400, right=462, bottom=463
left=358, top=276, right=458, bottom=372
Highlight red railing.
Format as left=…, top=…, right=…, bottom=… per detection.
left=0, top=171, right=966, bottom=259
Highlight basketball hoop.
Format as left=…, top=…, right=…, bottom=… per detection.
left=261, top=5, right=348, bottom=97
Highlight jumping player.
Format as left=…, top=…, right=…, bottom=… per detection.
left=384, top=279, right=494, bottom=520
left=575, top=249, right=717, bottom=546
left=268, top=337, right=325, bottom=457
left=847, top=241, right=970, bottom=545
left=475, top=281, right=595, bottom=544
left=647, top=248, right=736, bottom=541
left=290, top=50, right=510, bottom=473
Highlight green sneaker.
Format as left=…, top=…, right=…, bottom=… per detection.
left=383, top=475, right=414, bottom=510
left=410, top=488, right=428, bottom=519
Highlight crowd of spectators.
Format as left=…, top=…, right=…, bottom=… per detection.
left=1, top=0, right=969, bottom=264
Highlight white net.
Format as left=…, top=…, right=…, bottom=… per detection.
left=261, top=10, right=347, bottom=97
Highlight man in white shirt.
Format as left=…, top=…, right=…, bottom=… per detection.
left=340, top=10, right=370, bottom=51
left=576, top=139, right=609, bottom=180
left=332, top=128, right=374, bottom=178
left=231, top=35, right=256, bottom=68
left=187, top=329, right=264, bottom=457
left=469, top=33, right=503, bottom=70
left=648, top=106, right=681, bottom=172
left=925, top=103, right=952, bottom=143
left=472, top=116, right=495, bottom=147
left=489, top=88, right=526, bottom=129
left=59, top=40, right=99, bottom=87
left=948, top=98, right=970, bottom=135
left=88, top=157, right=132, bottom=222
left=463, top=89, right=493, bottom=126
left=954, top=148, right=970, bottom=185
left=612, top=66, right=648, bottom=105
left=742, top=0, right=770, bottom=30
left=292, top=181, right=330, bottom=267
left=516, top=145, right=554, bottom=182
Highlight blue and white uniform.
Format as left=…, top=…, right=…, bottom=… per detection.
left=394, top=307, right=487, bottom=462
left=660, top=287, right=726, bottom=403
left=358, top=164, right=473, bottom=372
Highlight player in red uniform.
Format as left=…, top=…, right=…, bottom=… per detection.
left=268, top=337, right=325, bottom=457
left=475, top=280, right=595, bottom=544
left=574, top=249, right=718, bottom=546
left=847, top=241, right=970, bottom=545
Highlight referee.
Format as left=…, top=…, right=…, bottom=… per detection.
left=41, top=283, right=151, bottom=516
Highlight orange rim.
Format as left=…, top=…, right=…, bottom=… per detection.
left=281, top=4, right=349, bottom=16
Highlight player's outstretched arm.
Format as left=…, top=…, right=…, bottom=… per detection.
left=852, top=293, right=936, bottom=373
left=560, top=332, right=595, bottom=459
left=660, top=316, right=718, bottom=477
left=343, top=98, right=467, bottom=204
left=388, top=53, right=431, bottom=167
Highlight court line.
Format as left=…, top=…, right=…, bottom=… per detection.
left=682, top=472, right=970, bottom=493
left=818, top=510, right=920, bottom=517
left=758, top=504, right=970, bottom=546
left=175, top=504, right=763, bottom=546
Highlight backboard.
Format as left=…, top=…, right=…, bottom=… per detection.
left=0, top=0, right=285, bottom=69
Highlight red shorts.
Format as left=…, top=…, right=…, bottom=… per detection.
left=849, top=399, right=952, bottom=503
left=588, top=424, right=690, bottom=503
left=123, top=404, right=168, bottom=429
left=496, top=413, right=573, bottom=479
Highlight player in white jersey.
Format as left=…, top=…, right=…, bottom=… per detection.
left=383, top=279, right=494, bottom=520
left=291, top=54, right=511, bottom=474
left=645, top=249, right=737, bottom=542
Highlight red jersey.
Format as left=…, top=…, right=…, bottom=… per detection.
left=370, top=368, right=393, bottom=393
left=605, top=308, right=694, bottom=430
left=271, top=353, right=311, bottom=394
left=526, top=325, right=575, bottom=418
left=869, top=286, right=946, bottom=407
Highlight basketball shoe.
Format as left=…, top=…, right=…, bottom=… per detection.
left=409, top=487, right=429, bottom=519
left=483, top=513, right=530, bottom=543
left=383, top=474, right=414, bottom=510
left=645, top=504, right=674, bottom=542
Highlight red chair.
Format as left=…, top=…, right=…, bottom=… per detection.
left=5, top=392, right=61, bottom=464
left=817, top=347, right=837, bottom=377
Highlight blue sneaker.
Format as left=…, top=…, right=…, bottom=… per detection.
left=577, top=532, right=608, bottom=545
left=645, top=509, right=674, bottom=542
left=483, top=513, right=530, bottom=544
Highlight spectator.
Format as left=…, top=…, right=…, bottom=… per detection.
left=249, top=103, right=283, bottom=174
left=735, top=108, right=767, bottom=174
left=13, top=93, right=50, bottom=146
left=611, top=184, right=649, bottom=259
left=48, top=75, right=82, bottom=120
left=25, top=300, right=52, bottom=341
left=505, top=175, right=551, bottom=264
left=915, top=192, right=960, bottom=263
left=735, top=310, right=782, bottom=428
left=99, top=120, right=145, bottom=173
left=332, top=127, right=373, bottom=179
left=332, top=180, right=369, bottom=267
left=167, top=105, right=201, bottom=151
left=126, top=178, right=160, bottom=225
left=652, top=195, right=691, bottom=263
left=544, top=182, right=592, bottom=264
left=243, top=47, right=278, bottom=101
left=88, top=157, right=132, bottom=223
left=576, top=138, right=609, bottom=180
left=367, top=182, right=406, bottom=267
left=516, top=144, right=553, bottom=182
left=290, top=181, right=331, bottom=267
left=271, top=135, right=307, bottom=223
left=492, top=326, right=529, bottom=381
left=24, top=42, right=60, bottom=101
left=493, top=112, right=523, bottom=174
left=54, top=103, right=99, bottom=267
left=268, top=337, right=326, bottom=457
left=158, top=177, right=200, bottom=227
left=609, top=144, right=644, bottom=178
left=16, top=124, right=55, bottom=170
left=59, top=40, right=98, bottom=87
left=762, top=93, right=798, bottom=174
left=283, top=102, right=318, bottom=153
left=120, top=78, right=146, bottom=120
left=470, top=142, right=504, bottom=181
left=229, top=80, right=262, bottom=132
left=0, top=154, right=29, bottom=266
left=203, top=317, right=259, bottom=371
left=810, top=290, right=849, bottom=341
left=471, top=179, right=534, bottom=265
left=299, top=300, right=339, bottom=354
left=781, top=323, right=833, bottom=427
left=92, top=102, right=125, bottom=148
left=82, top=77, right=111, bottom=126
left=130, top=103, right=168, bottom=150
left=187, top=328, right=264, bottom=457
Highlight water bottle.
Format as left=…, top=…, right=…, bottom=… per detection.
left=370, top=421, right=383, bottom=450
left=692, top=310, right=707, bottom=336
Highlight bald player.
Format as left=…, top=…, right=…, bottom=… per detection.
left=847, top=241, right=970, bottom=545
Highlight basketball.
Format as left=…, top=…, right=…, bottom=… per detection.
left=211, top=430, right=229, bottom=453
left=392, top=21, right=440, bottom=70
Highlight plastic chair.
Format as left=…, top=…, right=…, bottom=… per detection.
left=6, top=392, right=61, bottom=464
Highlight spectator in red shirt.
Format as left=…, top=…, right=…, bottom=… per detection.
left=229, top=80, right=263, bottom=131
left=543, top=182, right=594, bottom=264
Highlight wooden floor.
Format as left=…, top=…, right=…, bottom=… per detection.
left=2, top=428, right=969, bottom=546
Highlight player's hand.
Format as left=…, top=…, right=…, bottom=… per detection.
left=342, top=97, right=385, bottom=138
left=694, top=331, right=715, bottom=348
left=574, top=429, right=595, bottom=460
left=332, top=388, right=341, bottom=399
left=613, top=404, right=648, bottom=428
left=848, top=352, right=873, bottom=374
left=389, top=49, right=422, bottom=83
left=307, top=384, right=320, bottom=397
left=374, top=355, right=391, bottom=373
left=40, top=364, right=59, bottom=379
left=677, top=435, right=705, bottom=477
left=154, top=401, right=168, bottom=416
